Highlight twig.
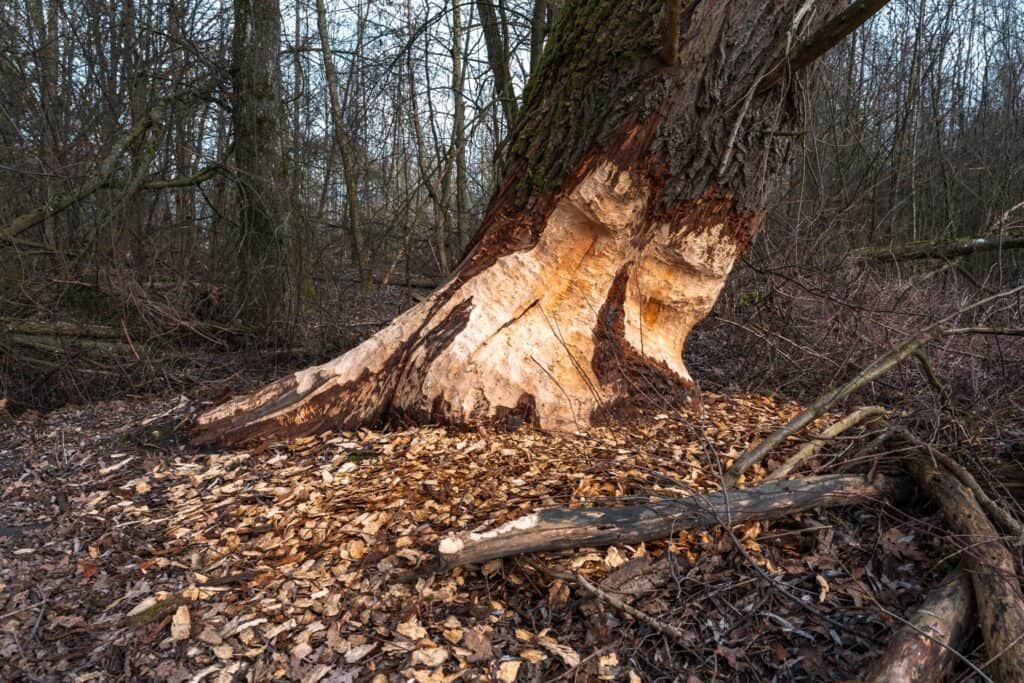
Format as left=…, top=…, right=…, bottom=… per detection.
left=28, top=595, right=47, bottom=641
left=723, top=284, right=1024, bottom=487
left=534, top=561, right=692, bottom=645
left=766, top=406, right=887, bottom=481
left=914, top=351, right=951, bottom=407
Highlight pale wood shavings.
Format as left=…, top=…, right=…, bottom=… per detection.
left=0, top=392, right=939, bottom=680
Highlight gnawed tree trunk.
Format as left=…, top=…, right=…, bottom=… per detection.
left=193, top=0, right=847, bottom=447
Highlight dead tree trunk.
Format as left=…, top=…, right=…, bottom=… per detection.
left=193, top=0, right=852, bottom=447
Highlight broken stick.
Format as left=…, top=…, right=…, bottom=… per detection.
left=438, top=474, right=905, bottom=567
left=766, top=405, right=887, bottom=481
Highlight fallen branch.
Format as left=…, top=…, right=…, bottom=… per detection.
left=892, top=425, right=1024, bottom=540
left=911, top=460, right=1024, bottom=682
left=852, top=230, right=1024, bottom=262
left=868, top=568, right=977, bottom=682
left=723, top=284, right=1024, bottom=487
left=1, top=318, right=121, bottom=339
left=0, top=103, right=164, bottom=245
left=765, top=406, right=887, bottom=481
left=438, top=474, right=905, bottom=567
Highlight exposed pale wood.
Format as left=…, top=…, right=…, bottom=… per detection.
left=868, top=568, right=975, bottom=683
left=192, top=0, right=857, bottom=446
left=911, top=460, right=1024, bottom=682
left=765, top=406, right=887, bottom=481
left=437, top=474, right=905, bottom=567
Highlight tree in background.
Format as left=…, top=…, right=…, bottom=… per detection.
left=231, top=0, right=291, bottom=333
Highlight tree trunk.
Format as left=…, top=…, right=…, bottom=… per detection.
left=194, top=0, right=845, bottom=447
left=231, top=0, right=290, bottom=331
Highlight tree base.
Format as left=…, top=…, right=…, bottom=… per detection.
left=192, top=162, right=749, bottom=447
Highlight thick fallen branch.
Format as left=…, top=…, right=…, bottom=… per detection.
left=1, top=318, right=121, bottom=339
left=723, top=284, right=1024, bottom=487
left=892, top=425, right=1024, bottom=540
left=438, top=474, right=905, bottom=567
left=852, top=230, right=1024, bottom=262
left=911, top=460, right=1024, bottom=682
left=765, top=405, right=887, bottom=481
left=868, top=568, right=976, bottom=683
left=2, top=318, right=134, bottom=355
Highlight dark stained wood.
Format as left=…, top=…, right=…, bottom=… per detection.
left=438, top=474, right=906, bottom=567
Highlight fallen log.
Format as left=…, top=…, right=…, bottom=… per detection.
left=1, top=318, right=122, bottom=339
left=911, top=460, right=1024, bottom=682
left=892, top=425, right=1024, bottom=540
left=765, top=405, right=887, bottom=481
left=438, top=474, right=905, bottom=567
left=868, top=568, right=976, bottom=683
left=851, top=230, right=1024, bottom=262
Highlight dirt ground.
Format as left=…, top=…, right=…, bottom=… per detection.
left=1, top=391, right=956, bottom=682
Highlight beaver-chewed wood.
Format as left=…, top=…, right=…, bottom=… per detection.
left=191, top=0, right=859, bottom=448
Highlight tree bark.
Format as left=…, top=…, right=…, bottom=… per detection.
left=867, top=568, right=975, bottom=683
left=911, top=460, right=1024, bottom=682
left=231, top=0, right=291, bottom=331
left=193, top=0, right=847, bottom=447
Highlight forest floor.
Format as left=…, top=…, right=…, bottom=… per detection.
left=0, top=390, right=960, bottom=682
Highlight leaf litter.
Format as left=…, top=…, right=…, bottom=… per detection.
left=1, top=393, right=946, bottom=680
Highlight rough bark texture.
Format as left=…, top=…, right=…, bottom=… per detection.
left=194, top=0, right=845, bottom=447
left=437, top=474, right=905, bottom=567
left=912, top=461, right=1024, bottom=682
left=231, top=0, right=290, bottom=329
left=868, top=568, right=975, bottom=683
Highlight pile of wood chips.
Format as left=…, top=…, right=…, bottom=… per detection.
left=1, top=393, right=944, bottom=681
